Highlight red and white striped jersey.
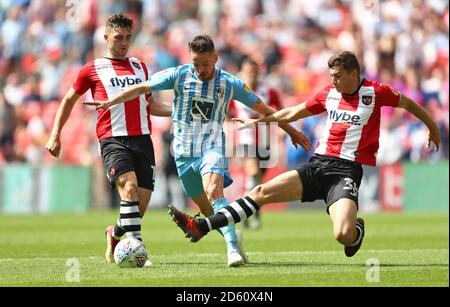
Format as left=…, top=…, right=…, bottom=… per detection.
left=306, top=79, right=401, bottom=166
left=72, top=57, right=151, bottom=141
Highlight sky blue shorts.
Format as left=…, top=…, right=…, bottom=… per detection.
left=175, top=151, right=233, bottom=198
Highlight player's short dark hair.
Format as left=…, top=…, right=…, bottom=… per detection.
left=188, top=35, right=215, bottom=53
left=328, top=51, right=360, bottom=74
left=106, top=13, right=134, bottom=32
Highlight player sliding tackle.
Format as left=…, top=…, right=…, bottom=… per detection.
left=85, top=35, right=312, bottom=267
left=168, top=51, right=441, bottom=257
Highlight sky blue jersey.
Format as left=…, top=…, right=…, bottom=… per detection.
left=148, top=64, right=258, bottom=158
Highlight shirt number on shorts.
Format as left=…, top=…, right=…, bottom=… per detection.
left=343, top=177, right=358, bottom=197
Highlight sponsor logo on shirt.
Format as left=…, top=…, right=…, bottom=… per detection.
left=243, top=83, right=251, bottom=93
left=328, top=96, right=341, bottom=102
left=110, top=76, right=143, bottom=88
left=96, top=64, right=114, bottom=71
left=190, top=97, right=214, bottom=123
left=329, top=110, right=361, bottom=125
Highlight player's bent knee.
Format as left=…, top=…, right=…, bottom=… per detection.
left=206, top=184, right=222, bottom=200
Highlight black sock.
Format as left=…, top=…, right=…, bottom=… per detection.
left=203, top=196, right=259, bottom=232
left=113, top=219, right=125, bottom=238
left=119, top=200, right=142, bottom=241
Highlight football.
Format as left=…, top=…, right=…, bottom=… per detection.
left=113, top=237, right=148, bottom=268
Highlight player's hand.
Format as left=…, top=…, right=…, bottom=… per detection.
left=232, top=118, right=258, bottom=130
left=427, top=128, right=441, bottom=152
left=289, top=129, right=312, bottom=152
left=83, top=101, right=111, bottom=110
left=45, top=134, right=62, bottom=158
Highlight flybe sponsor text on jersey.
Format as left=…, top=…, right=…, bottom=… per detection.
left=110, top=76, right=143, bottom=88
left=329, top=110, right=362, bottom=125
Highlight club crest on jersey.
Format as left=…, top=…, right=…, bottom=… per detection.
left=362, top=95, right=373, bottom=106
left=131, top=61, right=141, bottom=70
left=216, top=88, right=225, bottom=99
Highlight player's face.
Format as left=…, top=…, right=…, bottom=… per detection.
left=105, top=27, right=133, bottom=59
left=241, top=63, right=259, bottom=88
left=329, top=66, right=359, bottom=94
left=190, top=51, right=218, bottom=81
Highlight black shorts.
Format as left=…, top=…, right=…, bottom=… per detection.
left=100, top=135, right=156, bottom=190
left=296, top=154, right=363, bottom=213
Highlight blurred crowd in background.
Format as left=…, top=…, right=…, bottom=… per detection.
left=1, top=0, right=448, bottom=171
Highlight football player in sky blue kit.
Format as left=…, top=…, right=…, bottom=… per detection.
left=86, top=35, right=312, bottom=266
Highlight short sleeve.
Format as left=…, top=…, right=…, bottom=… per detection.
left=305, top=86, right=329, bottom=114
left=231, top=78, right=258, bottom=107
left=148, top=67, right=178, bottom=91
left=376, top=83, right=401, bottom=107
left=72, top=63, right=93, bottom=96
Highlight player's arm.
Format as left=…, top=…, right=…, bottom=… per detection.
left=397, top=94, right=440, bottom=151
left=45, top=89, right=81, bottom=158
left=249, top=99, right=313, bottom=151
left=250, top=100, right=314, bottom=124
left=84, top=81, right=152, bottom=110
left=148, top=95, right=172, bottom=117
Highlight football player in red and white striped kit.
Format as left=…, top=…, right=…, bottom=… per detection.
left=46, top=14, right=171, bottom=265
left=168, top=51, right=441, bottom=257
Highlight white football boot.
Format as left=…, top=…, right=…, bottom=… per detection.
left=227, top=249, right=245, bottom=267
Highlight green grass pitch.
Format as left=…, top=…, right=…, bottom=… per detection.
left=0, top=210, right=448, bottom=287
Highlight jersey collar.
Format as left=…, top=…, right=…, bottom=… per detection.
left=345, top=77, right=365, bottom=96
left=104, top=56, right=128, bottom=62
left=191, top=66, right=220, bottom=81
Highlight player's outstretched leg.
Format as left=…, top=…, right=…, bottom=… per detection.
left=344, top=218, right=365, bottom=257
left=168, top=196, right=260, bottom=242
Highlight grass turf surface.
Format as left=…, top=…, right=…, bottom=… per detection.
left=0, top=210, right=448, bottom=287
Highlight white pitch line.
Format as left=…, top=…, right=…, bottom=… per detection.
left=0, top=249, right=446, bottom=262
